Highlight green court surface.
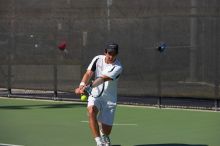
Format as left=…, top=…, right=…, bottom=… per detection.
left=0, top=97, right=219, bottom=146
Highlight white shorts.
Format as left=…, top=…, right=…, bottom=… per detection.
left=87, top=96, right=117, bottom=126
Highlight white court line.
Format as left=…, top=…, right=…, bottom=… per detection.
left=0, top=143, right=24, bottom=146
left=80, top=120, right=138, bottom=126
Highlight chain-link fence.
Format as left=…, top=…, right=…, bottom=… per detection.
left=0, top=0, right=220, bottom=109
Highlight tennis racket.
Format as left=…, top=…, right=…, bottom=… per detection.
left=84, top=81, right=105, bottom=98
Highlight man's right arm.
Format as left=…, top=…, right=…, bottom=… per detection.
left=75, top=70, right=93, bottom=95
left=75, top=55, right=100, bottom=95
left=80, top=70, right=94, bottom=87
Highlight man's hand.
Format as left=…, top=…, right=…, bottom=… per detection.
left=75, top=84, right=92, bottom=95
left=74, top=85, right=85, bottom=95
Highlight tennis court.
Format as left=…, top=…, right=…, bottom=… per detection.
left=0, top=97, right=219, bottom=146
left=0, top=1, right=220, bottom=146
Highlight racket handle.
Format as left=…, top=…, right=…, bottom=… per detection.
left=84, top=85, right=92, bottom=95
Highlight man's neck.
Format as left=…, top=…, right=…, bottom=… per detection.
left=105, top=57, right=116, bottom=64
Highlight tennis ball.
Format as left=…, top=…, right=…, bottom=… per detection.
left=80, top=95, right=87, bottom=102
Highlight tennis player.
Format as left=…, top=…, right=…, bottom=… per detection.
left=75, top=43, right=123, bottom=146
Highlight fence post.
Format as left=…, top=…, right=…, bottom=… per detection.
left=53, top=64, right=58, bottom=98
left=156, top=43, right=167, bottom=108
left=7, top=64, right=11, bottom=97
left=189, top=0, right=198, bottom=81
left=7, top=0, right=16, bottom=97
left=214, top=17, right=219, bottom=111
left=157, top=53, right=162, bottom=108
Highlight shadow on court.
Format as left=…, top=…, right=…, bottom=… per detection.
left=134, top=144, right=208, bottom=146
left=0, top=103, right=86, bottom=110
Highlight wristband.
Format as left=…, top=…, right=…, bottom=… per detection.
left=79, top=82, right=85, bottom=86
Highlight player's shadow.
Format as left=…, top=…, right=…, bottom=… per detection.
left=0, top=103, right=86, bottom=110
left=134, top=144, right=207, bottom=146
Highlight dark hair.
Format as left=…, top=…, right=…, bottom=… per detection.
left=105, top=43, right=119, bottom=54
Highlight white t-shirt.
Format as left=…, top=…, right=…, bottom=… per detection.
left=87, top=55, right=122, bottom=102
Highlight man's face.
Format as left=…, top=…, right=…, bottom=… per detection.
left=105, top=51, right=117, bottom=64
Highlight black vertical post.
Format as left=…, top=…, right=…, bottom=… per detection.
left=7, top=64, right=11, bottom=97
left=54, top=26, right=58, bottom=99
left=157, top=43, right=167, bottom=108
left=53, top=1, right=59, bottom=100
left=53, top=64, right=58, bottom=98
left=8, top=0, right=15, bottom=97
left=156, top=1, right=163, bottom=108
left=189, top=0, right=198, bottom=81
left=214, top=17, right=219, bottom=111
left=7, top=41, right=12, bottom=97
left=157, top=53, right=162, bottom=108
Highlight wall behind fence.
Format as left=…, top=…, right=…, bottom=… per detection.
left=0, top=0, right=219, bottom=99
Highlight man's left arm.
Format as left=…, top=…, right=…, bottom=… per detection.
left=90, top=75, right=112, bottom=88
left=90, top=65, right=122, bottom=88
